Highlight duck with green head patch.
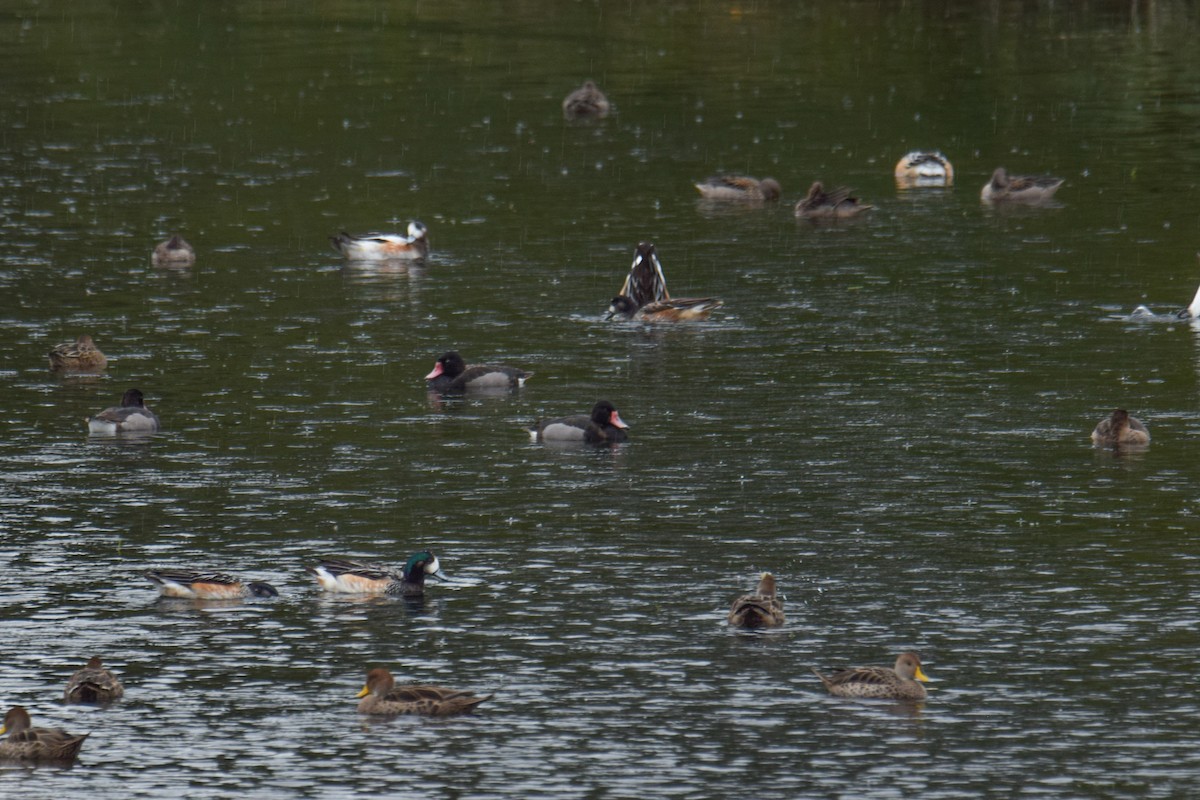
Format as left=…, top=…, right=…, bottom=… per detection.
left=307, top=550, right=447, bottom=597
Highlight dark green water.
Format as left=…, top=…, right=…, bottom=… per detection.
left=4, top=1, right=1200, bottom=796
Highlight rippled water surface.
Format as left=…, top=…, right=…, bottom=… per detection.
left=5, top=1, right=1200, bottom=797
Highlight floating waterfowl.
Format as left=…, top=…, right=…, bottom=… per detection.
left=811, top=652, right=930, bottom=701
left=330, top=221, right=429, bottom=260
left=794, top=182, right=874, bottom=219
left=356, top=667, right=492, bottom=717
left=48, top=334, right=107, bottom=373
left=1091, top=409, right=1150, bottom=448
left=307, top=551, right=447, bottom=597
left=894, top=151, right=954, bottom=188
left=980, top=167, right=1064, bottom=204
left=694, top=175, right=782, bottom=202
left=606, top=294, right=724, bottom=322
left=63, top=657, right=125, bottom=704
left=152, top=235, right=196, bottom=267
left=616, top=241, right=671, bottom=309
left=529, top=400, right=630, bottom=445
left=425, top=351, right=532, bottom=393
left=0, top=706, right=88, bottom=763
left=144, top=569, right=279, bottom=600
left=562, top=80, right=610, bottom=120
left=87, top=388, right=159, bottom=435
left=727, top=572, right=785, bottom=629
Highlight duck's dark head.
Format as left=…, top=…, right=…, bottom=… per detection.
left=120, top=388, right=146, bottom=408
left=404, top=550, right=448, bottom=584
left=605, top=295, right=639, bottom=320
left=591, top=400, right=629, bottom=429
left=990, top=167, right=1009, bottom=188
left=248, top=582, right=280, bottom=598
left=426, top=351, right=466, bottom=380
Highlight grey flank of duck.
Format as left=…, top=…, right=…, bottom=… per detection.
left=425, top=350, right=532, bottom=393
left=980, top=167, right=1064, bottom=203
left=529, top=400, right=630, bottom=445
left=87, top=388, right=159, bottom=435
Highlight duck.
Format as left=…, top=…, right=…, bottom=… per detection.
left=356, top=668, right=492, bottom=717
left=330, top=221, right=429, bottom=260
left=727, top=572, right=785, bottom=629
left=63, top=656, right=125, bottom=704
left=307, top=551, right=447, bottom=597
left=0, top=706, right=88, bottom=763
left=794, top=182, right=874, bottom=219
left=425, top=351, right=532, bottom=393
left=605, top=294, right=724, bottom=323
left=894, top=151, right=954, bottom=188
left=616, top=241, right=671, bottom=309
left=980, top=167, right=1064, bottom=203
left=529, top=400, right=630, bottom=445
left=562, top=81, right=610, bottom=120
left=1175, top=282, right=1200, bottom=319
left=811, top=652, right=930, bottom=701
left=144, top=569, right=279, bottom=600
left=47, top=334, right=107, bottom=372
left=694, top=175, right=782, bottom=202
left=87, top=388, right=159, bottom=435
left=1091, top=409, right=1150, bottom=447
left=152, top=235, right=196, bottom=267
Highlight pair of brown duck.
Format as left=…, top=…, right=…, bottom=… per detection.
left=694, top=174, right=873, bottom=219
left=0, top=656, right=124, bottom=763
left=727, top=573, right=930, bottom=701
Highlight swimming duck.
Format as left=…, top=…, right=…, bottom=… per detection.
left=144, top=569, right=279, bottom=600
left=87, top=388, right=159, bottom=435
left=980, top=167, right=1064, bottom=204
left=330, top=221, right=429, bottom=260
left=605, top=294, right=724, bottom=323
left=63, top=657, right=125, bottom=704
left=795, top=182, right=874, bottom=219
left=694, top=175, right=782, bottom=202
left=307, top=551, right=447, bottom=597
left=562, top=81, right=610, bottom=120
left=811, top=652, right=930, bottom=701
left=1091, top=409, right=1150, bottom=447
left=529, top=400, right=630, bottom=445
left=47, top=334, right=107, bottom=373
left=152, top=235, right=196, bottom=267
left=0, top=706, right=88, bottom=763
left=616, top=241, right=671, bottom=309
left=425, top=351, right=532, bottom=393
left=894, top=151, right=954, bottom=188
left=727, top=572, right=785, bottom=629
left=356, top=668, right=492, bottom=717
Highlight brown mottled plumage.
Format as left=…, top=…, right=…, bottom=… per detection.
left=64, top=656, right=125, bottom=704
left=727, top=572, right=785, bottom=629
left=356, top=668, right=492, bottom=717
left=1091, top=409, right=1150, bottom=448
left=562, top=81, right=610, bottom=120
left=694, top=175, right=782, bottom=202
left=0, top=706, right=88, bottom=763
left=812, top=652, right=930, bottom=701
left=48, top=334, right=108, bottom=373
left=794, top=182, right=873, bottom=219
left=152, top=234, right=196, bottom=267
left=980, top=167, right=1064, bottom=204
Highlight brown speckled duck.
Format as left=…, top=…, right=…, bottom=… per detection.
left=152, top=234, right=196, bottom=267
left=63, top=656, right=125, bottom=704
left=48, top=334, right=107, bottom=373
left=0, top=706, right=88, bottom=763
left=356, top=668, right=492, bottom=717
left=1091, top=409, right=1150, bottom=448
left=812, top=652, right=930, bottom=701
left=794, top=182, right=874, bottom=219
left=694, top=175, right=782, bottom=202
left=562, top=81, right=610, bottom=120
left=727, top=572, right=785, bottom=629
left=980, top=167, right=1064, bottom=204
